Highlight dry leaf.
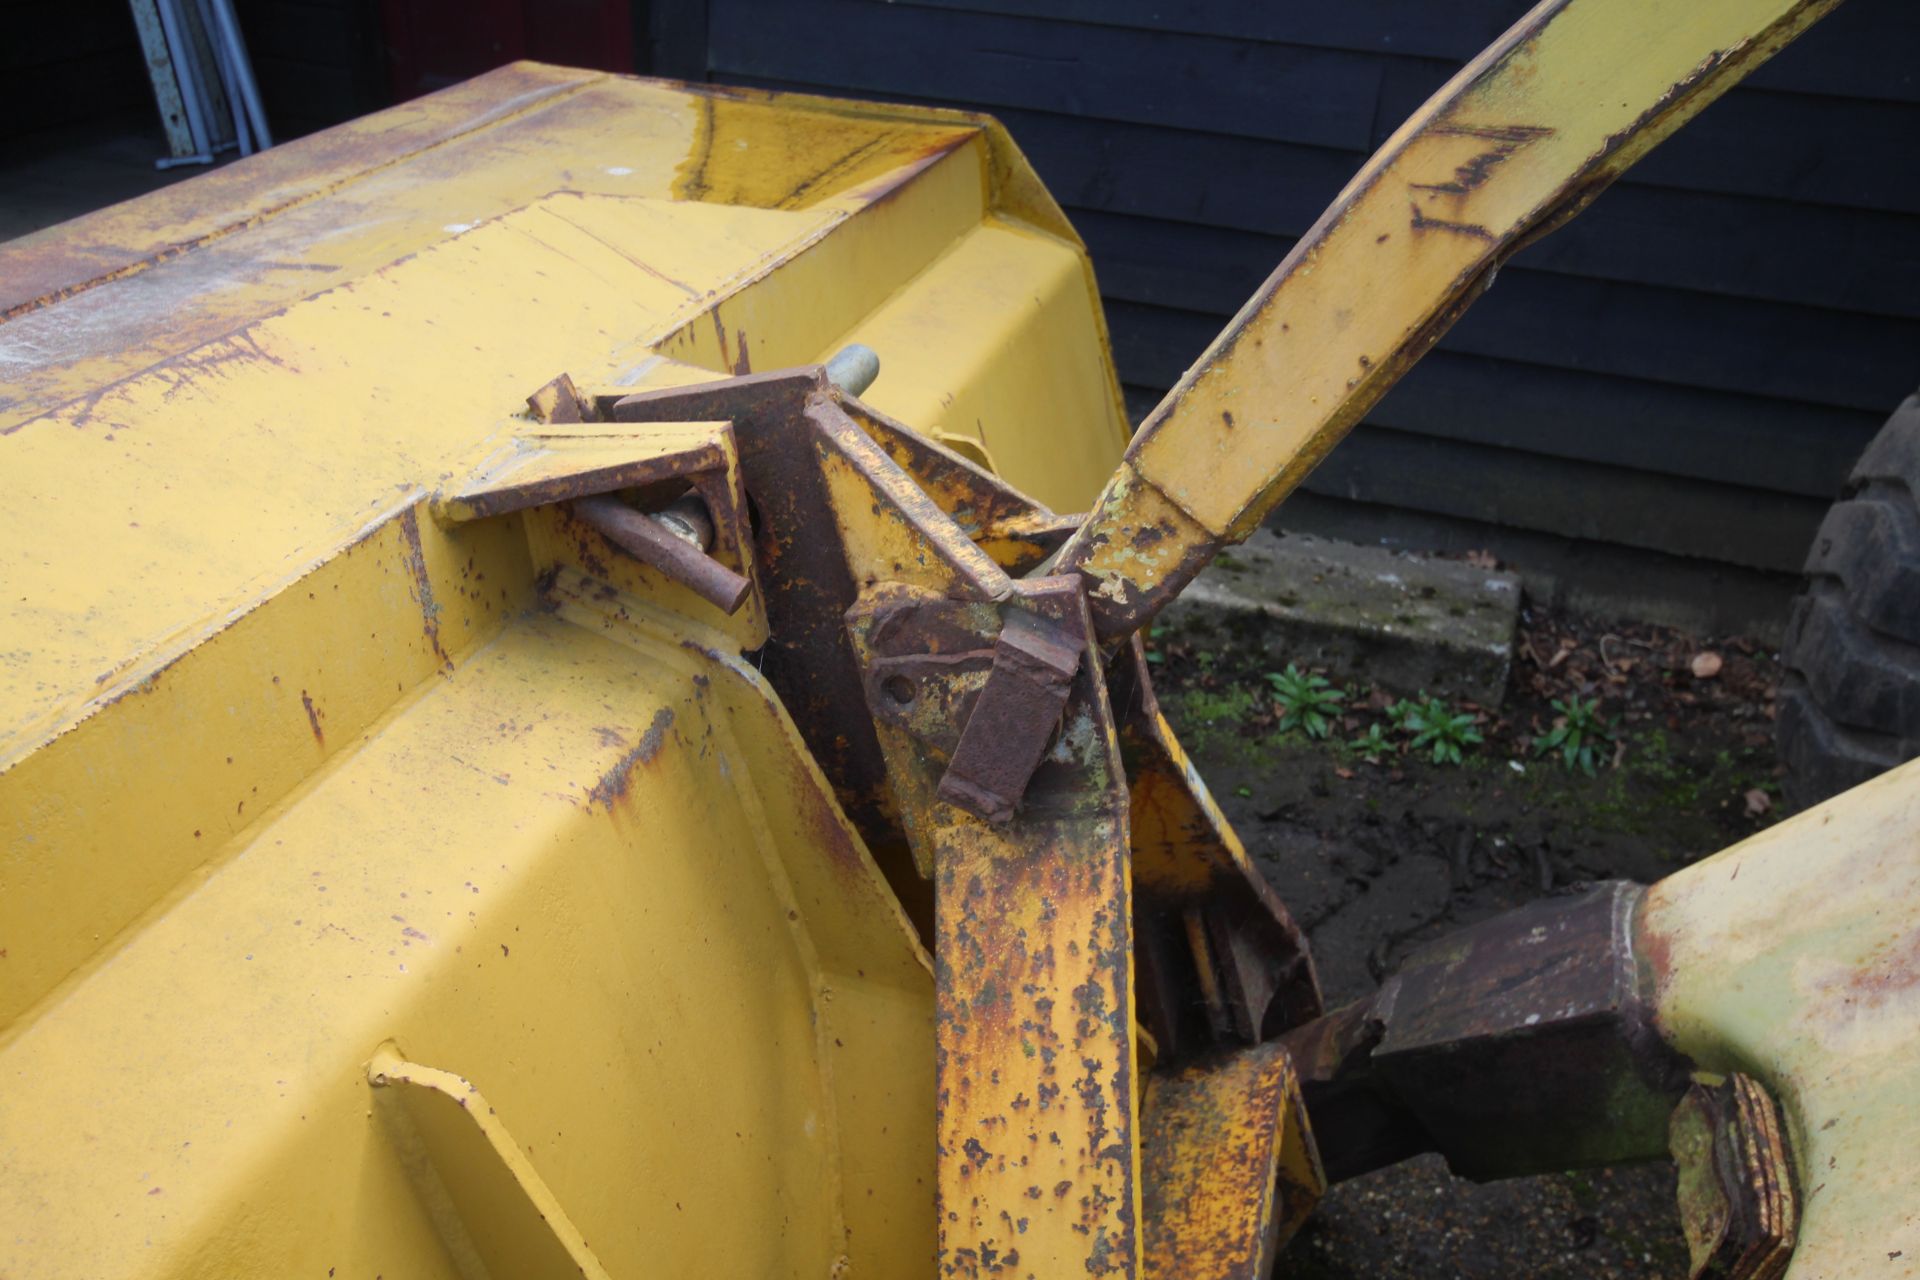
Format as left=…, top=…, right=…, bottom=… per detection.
left=1465, top=549, right=1498, bottom=569
left=1743, top=788, right=1772, bottom=817
left=1691, top=651, right=1724, bottom=679
left=1335, top=767, right=1356, bottom=780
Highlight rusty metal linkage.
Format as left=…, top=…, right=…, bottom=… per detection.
left=1280, top=882, right=1692, bottom=1183
left=846, top=577, right=1145, bottom=1276
left=609, top=368, right=910, bottom=842
left=935, top=587, right=1084, bottom=822
left=571, top=494, right=752, bottom=615
left=1670, top=1074, right=1799, bottom=1280
left=559, top=336, right=1828, bottom=1277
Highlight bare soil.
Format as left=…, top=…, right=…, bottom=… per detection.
left=1151, top=599, right=1787, bottom=1279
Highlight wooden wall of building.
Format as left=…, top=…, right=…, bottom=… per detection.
left=2, top=0, right=152, bottom=146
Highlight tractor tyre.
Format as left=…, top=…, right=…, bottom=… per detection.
left=1778, top=391, right=1920, bottom=807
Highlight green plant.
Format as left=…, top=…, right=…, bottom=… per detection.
left=1348, top=723, right=1396, bottom=763
left=1144, top=622, right=1168, bottom=665
left=1265, top=664, right=1345, bottom=738
left=1401, top=695, right=1482, bottom=765
left=1535, top=696, right=1618, bottom=776
left=1384, top=698, right=1418, bottom=732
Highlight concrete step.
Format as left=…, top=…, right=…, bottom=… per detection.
left=1159, top=529, right=1521, bottom=707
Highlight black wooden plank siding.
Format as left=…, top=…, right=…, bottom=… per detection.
left=995, top=111, right=1920, bottom=319
left=1079, top=212, right=1918, bottom=414
left=889, top=0, right=1920, bottom=103
left=2, top=1, right=151, bottom=143
left=683, top=0, right=1920, bottom=616
left=232, top=0, right=390, bottom=142
left=1099, top=302, right=1884, bottom=501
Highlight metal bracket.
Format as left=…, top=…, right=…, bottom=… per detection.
left=434, top=372, right=760, bottom=617
left=1670, top=1074, right=1798, bottom=1280
left=935, top=580, right=1085, bottom=823
left=368, top=1044, right=614, bottom=1280
left=1281, top=881, right=1693, bottom=1183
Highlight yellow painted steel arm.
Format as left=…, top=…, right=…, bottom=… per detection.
left=1636, top=760, right=1920, bottom=1278
left=1053, top=0, right=1842, bottom=642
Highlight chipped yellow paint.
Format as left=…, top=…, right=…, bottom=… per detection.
left=931, top=802, right=1143, bottom=1278
left=840, top=565, right=1144, bottom=1276
left=0, top=583, right=932, bottom=1277
left=0, top=65, right=1123, bottom=1280
left=2, top=191, right=815, bottom=754
left=1141, top=1042, right=1322, bottom=1280
left=0, top=66, right=1126, bottom=752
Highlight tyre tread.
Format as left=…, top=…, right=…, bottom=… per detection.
left=1779, top=391, right=1920, bottom=805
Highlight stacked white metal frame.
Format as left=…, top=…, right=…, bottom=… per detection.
left=128, top=0, right=272, bottom=168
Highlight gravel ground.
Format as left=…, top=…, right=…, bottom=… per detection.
left=1291, top=1157, right=1687, bottom=1279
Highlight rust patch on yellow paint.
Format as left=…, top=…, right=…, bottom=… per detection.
left=1809, top=921, right=1920, bottom=1014
left=300, top=690, right=324, bottom=745
left=398, top=508, right=453, bottom=670
left=1411, top=122, right=1555, bottom=194
left=0, top=65, right=601, bottom=324
left=1140, top=1041, right=1322, bottom=1280
left=587, top=707, right=675, bottom=809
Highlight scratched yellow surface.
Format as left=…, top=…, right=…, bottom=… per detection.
left=0, top=598, right=934, bottom=1278
left=0, top=66, right=1127, bottom=1278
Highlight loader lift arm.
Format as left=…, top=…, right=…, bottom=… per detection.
left=1050, top=0, right=1843, bottom=649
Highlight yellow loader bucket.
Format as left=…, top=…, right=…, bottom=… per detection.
left=0, top=66, right=1127, bottom=1278
left=7, top=2, right=1920, bottom=1276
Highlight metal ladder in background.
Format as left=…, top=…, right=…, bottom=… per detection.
left=129, top=0, right=272, bottom=168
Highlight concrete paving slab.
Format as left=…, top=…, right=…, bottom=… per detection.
left=1160, top=529, right=1521, bottom=706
